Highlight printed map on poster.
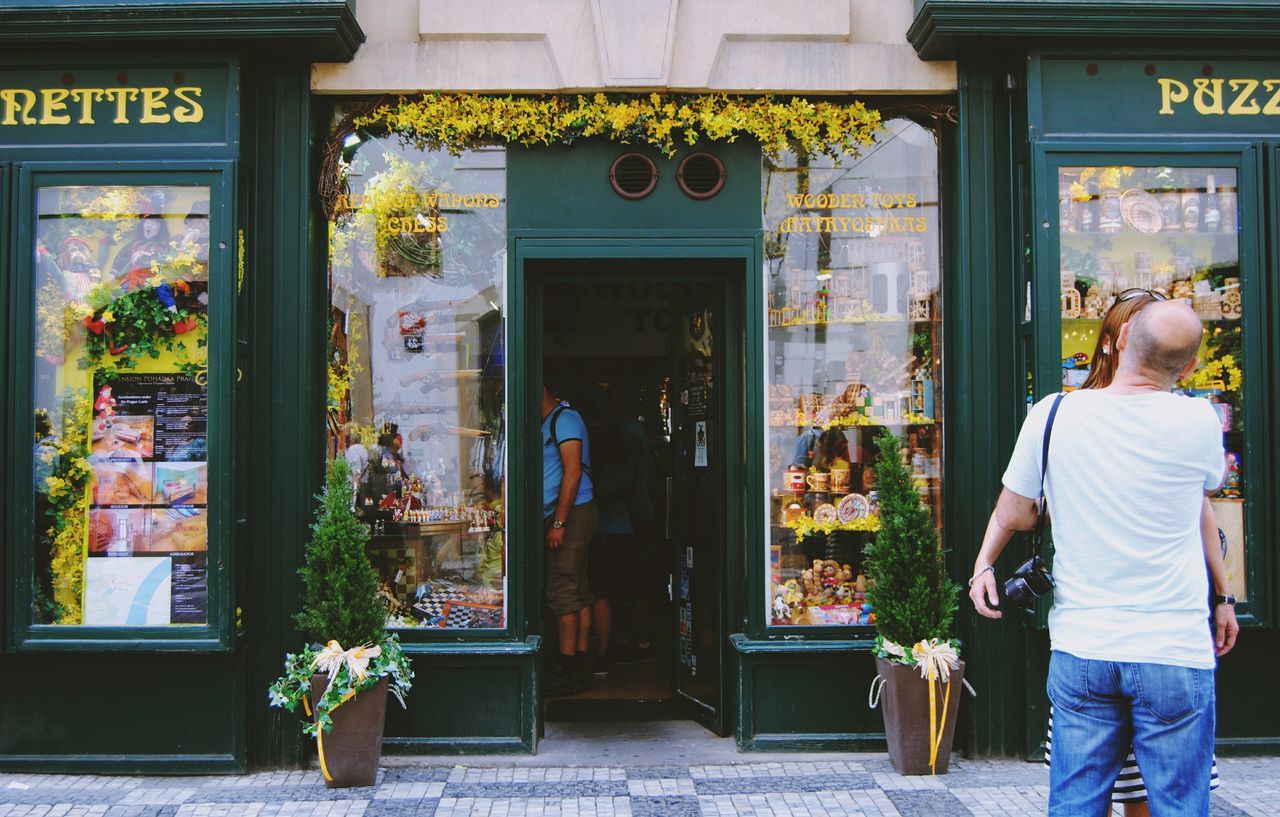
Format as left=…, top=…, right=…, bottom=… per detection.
left=85, top=373, right=209, bottom=625
left=83, top=556, right=172, bottom=626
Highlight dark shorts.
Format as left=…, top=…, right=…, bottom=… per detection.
left=545, top=501, right=597, bottom=616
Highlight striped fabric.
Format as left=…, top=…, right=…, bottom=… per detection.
left=1045, top=707, right=1220, bottom=803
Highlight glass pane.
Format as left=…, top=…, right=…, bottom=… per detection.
left=1057, top=165, right=1246, bottom=600
left=762, top=120, right=943, bottom=627
left=33, top=184, right=212, bottom=626
left=328, top=137, right=507, bottom=629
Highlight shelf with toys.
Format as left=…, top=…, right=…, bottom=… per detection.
left=762, top=145, right=942, bottom=629
left=1056, top=164, right=1248, bottom=602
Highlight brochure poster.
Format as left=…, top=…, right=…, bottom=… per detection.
left=85, top=372, right=209, bottom=625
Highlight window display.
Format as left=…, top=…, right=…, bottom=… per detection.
left=32, top=184, right=211, bottom=626
left=762, top=119, right=942, bottom=627
left=328, top=135, right=507, bottom=629
left=1057, top=165, right=1247, bottom=601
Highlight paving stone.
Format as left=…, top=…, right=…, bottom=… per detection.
left=885, top=791, right=971, bottom=816
left=1209, top=794, right=1252, bottom=817
left=872, top=773, right=946, bottom=792
left=625, top=779, right=697, bottom=797
left=185, top=789, right=372, bottom=804
left=4, top=754, right=1280, bottom=816
left=378, top=769, right=452, bottom=784
left=627, top=796, right=699, bottom=816
left=620, top=768, right=693, bottom=780
left=694, top=773, right=876, bottom=795
left=441, top=782, right=629, bottom=799
left=364, top=803, right=438, bottom=817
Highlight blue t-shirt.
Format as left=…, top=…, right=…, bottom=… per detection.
left=542, top=404, right=594, bottom=516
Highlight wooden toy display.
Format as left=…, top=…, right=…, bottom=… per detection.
left=1058, top=164, right=1248, bottom=602
left=762, top=128, right=944, bottom=627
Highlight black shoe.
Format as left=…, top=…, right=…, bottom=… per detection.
left=545, top=667, right=583, bottom=697
left=589, top=653, right=611, bottom=678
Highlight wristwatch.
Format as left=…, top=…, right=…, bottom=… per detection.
left=1212, top=593, right=1237, bottom=607
left=551, top=519, right=566, bottom=530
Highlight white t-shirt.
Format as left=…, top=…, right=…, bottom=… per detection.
left=1002, top=390, right=1225, bottom=669
left=345, top=443, right=369, bottom=483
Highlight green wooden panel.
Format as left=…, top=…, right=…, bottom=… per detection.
left=1035, top=57, right=1280, bottom=139
left=0, top=162, right=8, bottom=652
left=0, top=64, right=236, bottom=150
left=243, top=60, right=322, bottom=770
left=1217, top=629, right=1280, bottom=749
left=736, top=648, right=887, bottom=751
left=909, top=0, right=1280, bottom=61
left=507, top=141, right=761, bottom=232
left=946, top=61, right=1032, bottom=758
left=0, top=1, right=363, bottom=62
left=0, top=651, right=246, bottom=770
left=384, top=658, right=534, bottom=747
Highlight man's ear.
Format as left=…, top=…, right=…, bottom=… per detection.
left=1178, top=356, right=1200, bottom=381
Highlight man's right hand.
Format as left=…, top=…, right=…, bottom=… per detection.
left=546, top=526, right=565, bottom=550
left=969, top=568, right=1003, bottom=619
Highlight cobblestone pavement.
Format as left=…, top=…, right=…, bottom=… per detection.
left=2, top=756, right=1278, bottom=817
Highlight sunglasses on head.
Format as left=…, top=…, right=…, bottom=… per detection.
left=1116, top=288, right=1169, bottom=302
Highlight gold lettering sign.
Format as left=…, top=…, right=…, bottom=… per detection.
left=781, top=190, right=927, bottom=234
left=0, top=85, right=204, bottom=127
left=1158, top=76, right=1280, bottom=116
left=336, top=192, right=504, bottom=212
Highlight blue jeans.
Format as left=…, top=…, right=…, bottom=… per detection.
left=1047, top=650, right=1215, bottom=817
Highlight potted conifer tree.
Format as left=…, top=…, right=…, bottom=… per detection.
left=864, top=431, right=963, bottom=775
left=268, top=457, right=413, bottom=787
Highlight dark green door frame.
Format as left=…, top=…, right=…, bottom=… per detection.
left=510, top=233, right=760, bottom=739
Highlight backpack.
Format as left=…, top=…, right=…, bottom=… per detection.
left=547, top=405, right=637, bottom=502
left=585, top=419, right=638, bottom=502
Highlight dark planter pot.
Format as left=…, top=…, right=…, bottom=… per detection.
left=876, top=657, right=964, bottom=775
left=309, top=674, right=389, bottom=788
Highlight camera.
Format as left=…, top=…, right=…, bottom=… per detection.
left=1001, top=554, right=1055, bottom=612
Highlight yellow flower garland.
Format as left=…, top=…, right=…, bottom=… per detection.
left=356, top=92, right=882, bottom=159
left=788, top=513, right=881, bottom=540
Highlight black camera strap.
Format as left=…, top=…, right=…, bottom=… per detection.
left=1030, top=392, right=1066, bottom=552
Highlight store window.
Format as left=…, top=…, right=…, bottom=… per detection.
left=762, top=119, right=942, bottom=627
left=1057, top=165, right=1246, bottom=600
left=32, top=183, right=213, bottom=627
left=328, top=138, right=507, bottom=630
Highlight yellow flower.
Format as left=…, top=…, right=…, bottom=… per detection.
left=101, top=310, right=115, bottom=323
left=44, top=475, right=68, bottom=498
left=148, top=274, right=164, bottom=288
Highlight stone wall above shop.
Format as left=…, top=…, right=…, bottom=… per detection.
left=312, top=0, right=955, bottom=93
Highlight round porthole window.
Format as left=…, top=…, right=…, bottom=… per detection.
left=677, top=152, right=726, bottom=200
left=609, top=153, right=659, bottom=200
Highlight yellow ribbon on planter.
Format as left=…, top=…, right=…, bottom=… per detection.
left=911, top=640, right=960, bottom=775
left=310, top=640, right=381, bottom=782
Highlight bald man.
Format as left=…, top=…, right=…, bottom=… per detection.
left=971, top=301, right=1227, bottom=817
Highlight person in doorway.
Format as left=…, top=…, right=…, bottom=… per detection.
left=542, top=380, right=598, bottom=695
left=573, top=384, right=643, bottom=677
left=969, top=300, right=1228, bottom=817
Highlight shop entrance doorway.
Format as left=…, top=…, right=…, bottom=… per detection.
left=528, top=258, right=742, bottom=737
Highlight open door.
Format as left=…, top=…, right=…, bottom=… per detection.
left=670, top=288, right=727, bottom=734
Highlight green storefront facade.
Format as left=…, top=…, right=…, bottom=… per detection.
left=0, top=0, right=1276, bottom=772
